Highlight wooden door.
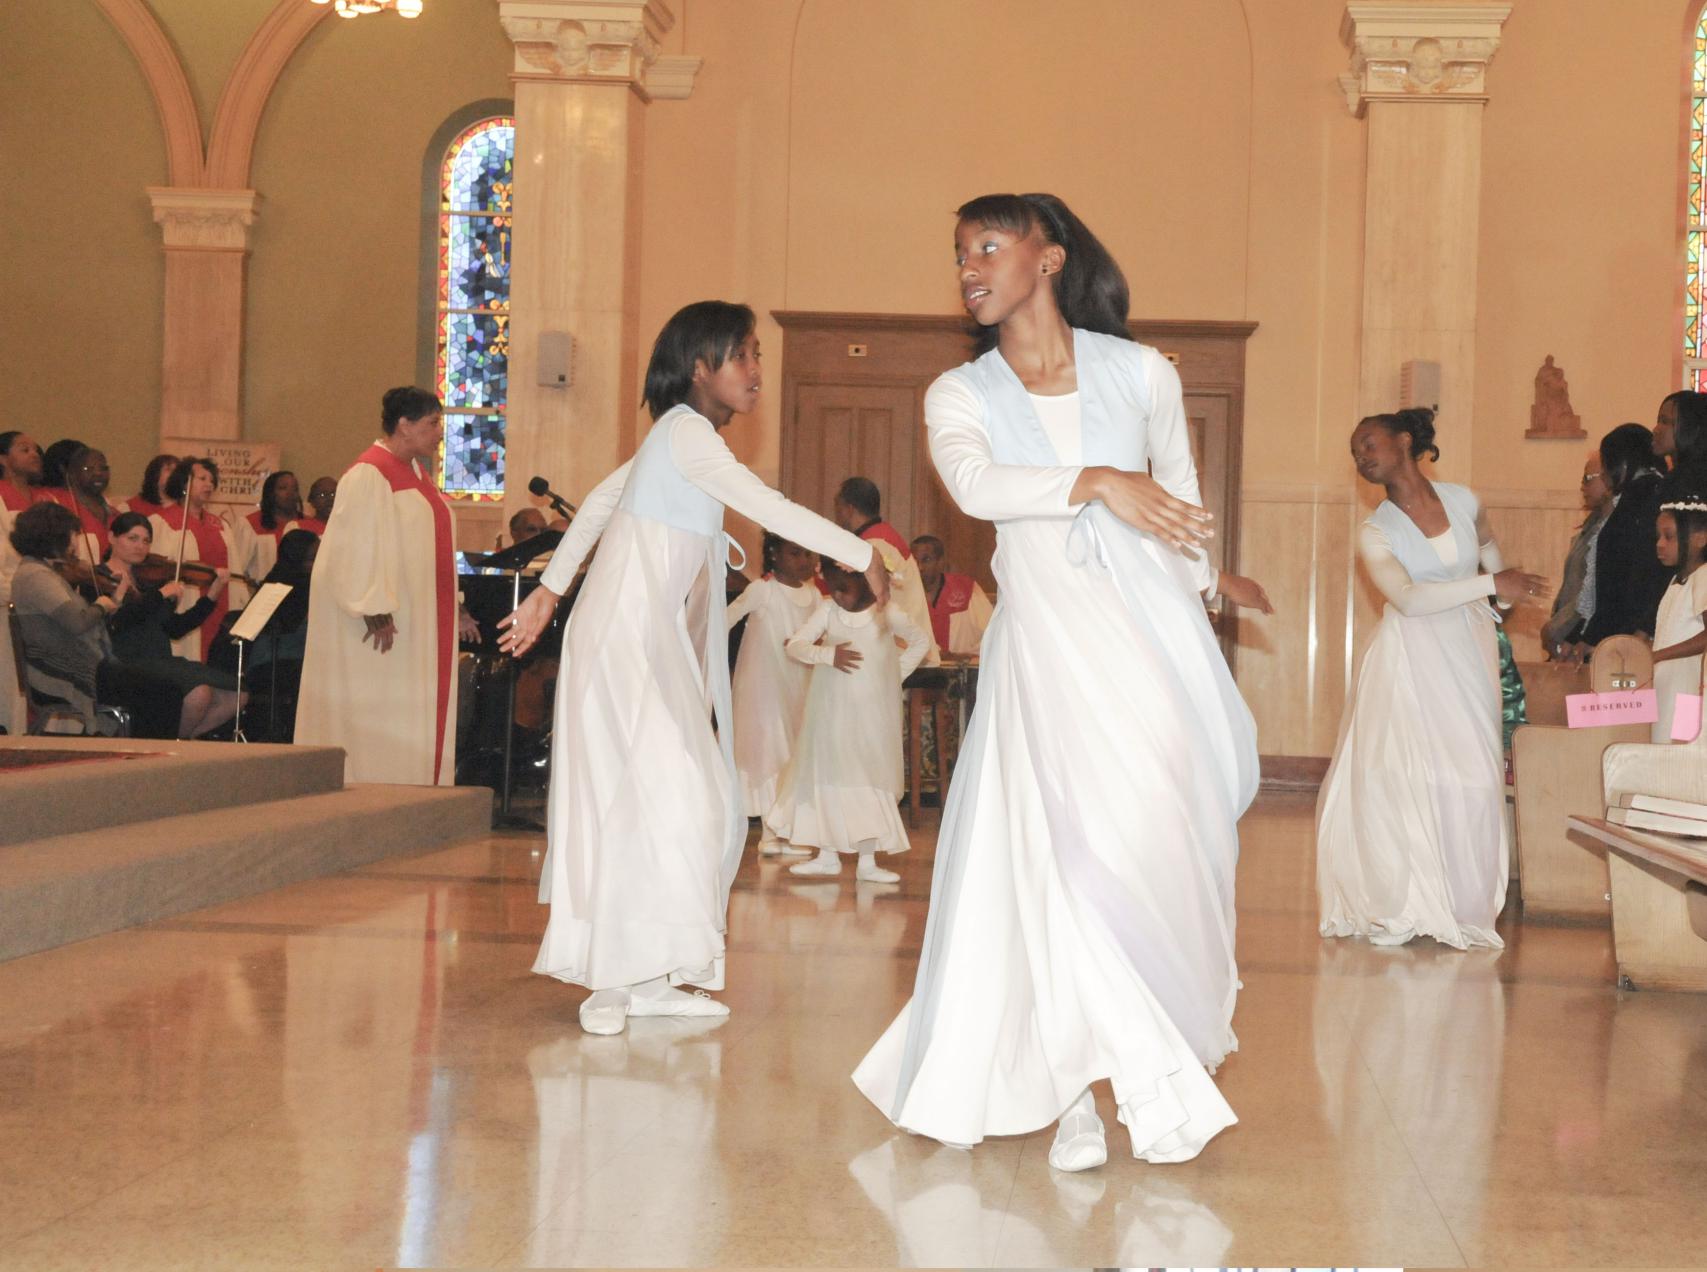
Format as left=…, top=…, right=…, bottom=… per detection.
left=791, top=382, right=921, bottom=531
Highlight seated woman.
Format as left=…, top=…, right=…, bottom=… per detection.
left=7, top=502, right=181, bottom=738
left=104, top=512, right=243, bottom=739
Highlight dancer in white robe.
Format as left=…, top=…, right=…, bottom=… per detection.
left=1317, top=408, right=1546, bottom=950
left=768, top=561, right=930, bottom=881
left=498, top=301, right=887, bottom=1037
left=725, top=534, right=822, bottom=855
left=853, top=193, right=1273, bottom=1171
left=296, top=387, right=473, bottom=785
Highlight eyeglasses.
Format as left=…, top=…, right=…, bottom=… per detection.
left=1582, top=472, right=1604, bottom=484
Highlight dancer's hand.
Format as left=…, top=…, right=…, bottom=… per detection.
left=831, top=642, right=862, bottom=674
left=1078, top=467, right=1213, bottom=551
left=363, top=613, right=398, bottom=654
left=1218, top=573, right=1275, bottom=615
left=496, top=585, right=558, bottom=657
left=1494, top=568, right=1549, bottom=604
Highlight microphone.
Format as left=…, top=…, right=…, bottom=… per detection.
left=528, top=475, right=577, bottom=518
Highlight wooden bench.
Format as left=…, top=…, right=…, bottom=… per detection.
left=1565, top=816, right=1707, bottom=991
left=1510, top=640, right=1651, bottom=920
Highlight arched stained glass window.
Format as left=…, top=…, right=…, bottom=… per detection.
left=435, top=116, right=514, bottom=500
left=1689, top=14, right=1707, bottom=390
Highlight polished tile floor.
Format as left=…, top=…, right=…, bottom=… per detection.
left=2, top=793, right=1704, bottom=1268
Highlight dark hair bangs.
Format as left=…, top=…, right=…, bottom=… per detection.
left=642, top=300, right=756, bottom=421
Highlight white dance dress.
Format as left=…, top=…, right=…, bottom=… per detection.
left=763, top=599, right=929, bottom=855
left=1651, top=572, right=1705, bottom=743
left=1316, top=482, right=1509, bottom=950
left=531, top=405, right=871, bottom=992
left=853, top=329, right=1258, bottom=1162
left=726, top=576, right=820, bottom=815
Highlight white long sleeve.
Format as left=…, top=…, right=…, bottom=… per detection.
left=724, top=578, right=760, bottom=629
left=669, top=413, right=872, bottom=571
left=887, top=603, right=931, bottom=679
left=784, top=598, right=835, bottom=665
left=1358, top=520, right=1497, bottom=618
left=538, top=459, right=632, bottom=595
left=1143, top=348, right=1220, bottom=596
left=924, top=374, right=1083, bottom=521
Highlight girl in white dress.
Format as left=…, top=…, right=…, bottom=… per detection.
left=1317, top=408, right=1547, bottom=951
left=726, top=533, right=822, bottom=855
left=768, top=560, right=930, bottom=882
left=1650, top=492, right=1707, bottom=743
left=853, top=193, right=1273, bottom=1172
left=499, top=301, right=886, bottom=1036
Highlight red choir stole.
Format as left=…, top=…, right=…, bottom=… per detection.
left=352, top=443, right=456, bottom=784
left=927, top=572, right=977, bottom=651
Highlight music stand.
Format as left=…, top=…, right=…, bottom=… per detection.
left=228, top=582, right=294, bottom=745
left=466, top=532, right=563, bottom=829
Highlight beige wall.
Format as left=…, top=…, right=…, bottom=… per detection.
left=3, top=0, right=1700, bottom=754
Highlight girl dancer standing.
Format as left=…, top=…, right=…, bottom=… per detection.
left=1316, top=408, right=1546, bottom=950
left=767, top=560, right=930, bottom=882
left=1650, top=490, right=1707, bottom=743
left=727, top=533, right=823, bottom=856
left=499, top=301, right=886, bottom=1036
left=853, top=193, right=1272, bottom=1170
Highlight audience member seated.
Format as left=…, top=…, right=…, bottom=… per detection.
left=1579, top=422, right=1670, bottom=651
left=7, top=502, right=184, bottom=738
left=912, top=533, right=992, bottom=657
left=126, top=453, right=178, bottom=518
left=833, top=475, right=939, bottom=665
left=104, top=512, right=244, bottom=738
left=298, top=476, right=336, bottom=534
left=1542, top=451, right=1613, bottom=659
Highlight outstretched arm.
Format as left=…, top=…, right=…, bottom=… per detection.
left=538, top=459, right=632, bottom=596
left=1359, top=521, right=1497, bottom=617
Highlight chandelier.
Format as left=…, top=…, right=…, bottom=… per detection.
left=310, top=0, right=424, bottom=18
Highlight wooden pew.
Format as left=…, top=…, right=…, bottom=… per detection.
left=1510, top=640, right=1652, bottom=920
left=1566, top=816, right=1707, bottom=991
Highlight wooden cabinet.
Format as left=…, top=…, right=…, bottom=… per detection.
left=773, top=311, right=1255, bottom=665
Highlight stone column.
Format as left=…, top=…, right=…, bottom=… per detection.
left=146, top=188, right=259, bottom=441
left=497, top=0, right=699, bottom=522
left=1341, top=3, right=1510, bottom=483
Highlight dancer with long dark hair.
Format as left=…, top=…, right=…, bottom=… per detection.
left=853, top=193, right=1272, bottom=1170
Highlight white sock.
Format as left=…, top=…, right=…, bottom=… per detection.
left=856, top=849, right=899, bottom=882
left=1048, top=1087, right=1107, bottom=1172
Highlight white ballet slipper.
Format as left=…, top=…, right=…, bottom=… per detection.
left=759, top=837, right=810, bottom=857
left=855, top=858, right=900, bottom=883
left=625, top=986, right=731, bottom=1019
left=1048, top=1093, right=1107, bottom=1173
left=578, top=988, right=630, bottom=1036
left=789, top=851, right=842, bottom=877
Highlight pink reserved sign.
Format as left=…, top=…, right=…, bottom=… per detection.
left=1565, top=689, right=1658, bottom=728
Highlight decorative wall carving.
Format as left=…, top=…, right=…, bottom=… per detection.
left=147, top=189, right=258, bottom=252
left=1527, top=354, right=1585, bottom=439
left=498, top=0, right=675, bottom=85
left=1339, top=3, right=1511, bottom=116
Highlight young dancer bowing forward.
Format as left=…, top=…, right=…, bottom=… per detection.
left=853, top=193, right=1273, bottom=1171
left=1650, top=490, right=1707, bottom=743
left=727, top=533, right=823, bottom=856
left=499, top=301, right=887, bottom=1036
left=1317, top=408, right=1547, bottom=950
left=767, top=559, right=930, bottom=882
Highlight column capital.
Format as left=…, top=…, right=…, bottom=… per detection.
left=1339, top=3, right=1511, bottom=117
left=146, top=187, right=258, bottom=251
left=498, top=0, right=675, bottom=91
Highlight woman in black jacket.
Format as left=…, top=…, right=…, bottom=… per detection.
left=1580, top=423, right=1671, bottom=647
left=104, top=512, right=243, bottom=737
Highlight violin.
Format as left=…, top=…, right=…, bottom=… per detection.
left=132, top=553, right=219, bottom=589
left=53, top=557, right=120, bottom=600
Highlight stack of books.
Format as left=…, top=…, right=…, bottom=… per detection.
left=1607, top=793, right=1707, bottom=838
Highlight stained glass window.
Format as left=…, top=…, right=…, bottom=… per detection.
left=1689, top=14, right=1707, bottom=390
left=435, top=117, right=513, bottom=499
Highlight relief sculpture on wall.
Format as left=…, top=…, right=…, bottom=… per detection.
left=1526, top=354, right=1585, bottom=439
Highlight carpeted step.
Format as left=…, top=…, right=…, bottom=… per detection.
left=0, top=783, right=491, bottom=962
left=0, top=738, right=346, bottom=847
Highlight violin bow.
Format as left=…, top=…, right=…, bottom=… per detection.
left=174, top=480, right=190, bottom=586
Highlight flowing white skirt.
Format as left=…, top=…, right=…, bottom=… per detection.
left=853, top=514, right=1254, bottom=1160
left=1316, top=602, right=1508, bottom=950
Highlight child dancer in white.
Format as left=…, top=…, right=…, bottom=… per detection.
left=1651, top=491, right=1707, bottom=743
left=768, top=560, right=929, bottom=883
left=499, top=301, right=885, bottom=1037
left=727, top=533, right=821, bottom=855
